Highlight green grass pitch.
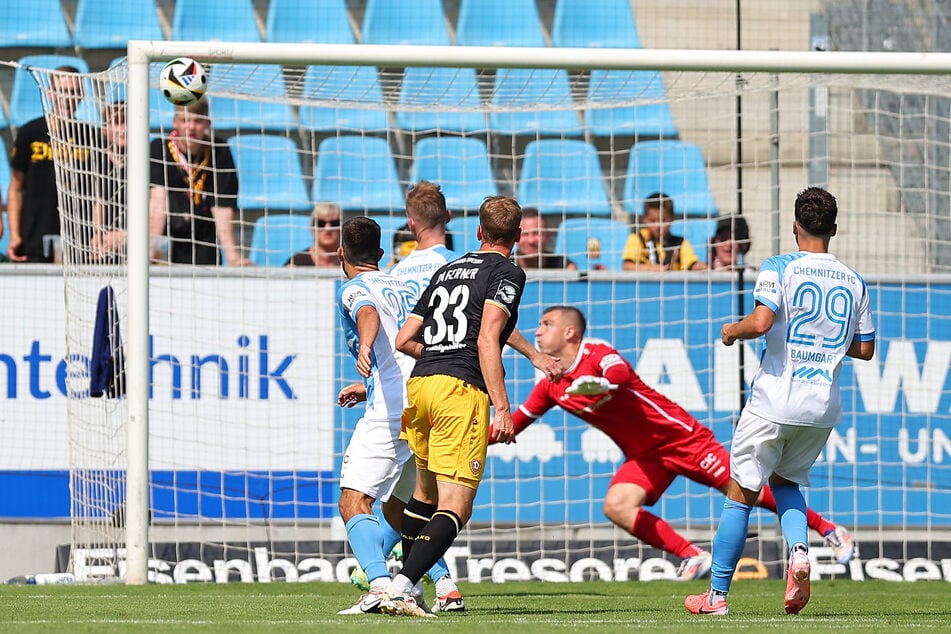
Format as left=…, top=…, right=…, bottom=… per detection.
left=0, top=580, right=947, bottom=632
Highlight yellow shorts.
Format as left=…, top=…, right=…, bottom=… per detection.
left=403, top=375, right=490, bottom=490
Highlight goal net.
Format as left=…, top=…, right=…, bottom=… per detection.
left=29, top=43, right=951, bottom=585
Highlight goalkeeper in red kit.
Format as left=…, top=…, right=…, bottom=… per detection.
left=492, top=305, right=855, bottom=579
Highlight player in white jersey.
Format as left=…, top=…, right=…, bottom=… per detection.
left=686, top=187, right=875, bottom=616
left=335, top=216, right=422, bottom=615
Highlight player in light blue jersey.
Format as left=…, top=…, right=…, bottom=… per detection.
left=335, top=216, right=428, bottom=615
left=686, top=187, right=875, bottom=616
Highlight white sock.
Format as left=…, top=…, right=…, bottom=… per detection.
left=390, top=573, right=414, bottom=595
left=434, top=574, right=458, bottom=597
left=369, top=577, right=389, bottom=592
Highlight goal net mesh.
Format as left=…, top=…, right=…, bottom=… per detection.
left=30, top=52, right=951, bottom=583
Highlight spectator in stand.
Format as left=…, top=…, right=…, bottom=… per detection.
left=499, top=305, right=857, bottom=583
left=7, top=67, right=99, bottom=263
left=709, top=215, right=753, bottom=271
left=149, top=98, right=249, bottom=266
left=285, top=202, right=343, bottom=267
left=513, top=207, right=577, bottom=270
left=90, top=101, right=129, bottom=262
left=622, top=192, right=707, bottom=272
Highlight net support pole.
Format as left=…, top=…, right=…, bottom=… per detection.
left=124, top=42, right=152, bottom=586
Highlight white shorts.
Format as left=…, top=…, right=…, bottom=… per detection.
left=730, top=410, right=833, bottom=491
left=339, top=417, right=415, bottom=503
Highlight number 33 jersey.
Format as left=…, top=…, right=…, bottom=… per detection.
left=408, top=251, right=526, bottom=393
left=748, top=251, right=875, bottom=428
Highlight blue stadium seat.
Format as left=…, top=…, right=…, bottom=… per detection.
left=74, top=0, right=164, bottom=49
left=456, top=0, right=546, bottom=47
left=553, top=218, right=630, bottom=271
left=108, top=59, right=177, bottom=130
left=227, top=135, right=311, bottom=212
left=490, top=68, right=582, bottom=136
left=623, top=140, right=719, bottom=218
left=208, top=64, right=296, bottom=131
left=10, top=56, right=91, bottom=128
left=551, top=0, right=642, bottom=48
left=298, top=65, right=389, bottom=133
left=0, top=2, right=72, bottom=48
left=172, top=0, right=261, bottom=42
left=585, top=70, right=678, bottom=139
left=517, top=139, right=612, bottom=217
left=448, top=214, right=482, bottom=253
left=670, top=218, right=718, bottom=265
left=249, top=214, right=313, bottom=267
left=409, top=137, right=497, bottom=212
left=313, top=136, right=404, bottom=212
left=266, top=0, right=354, bottom=43
left=395, top=67, right=486, bottom=134
left=361, top=0, right=450, bottom=45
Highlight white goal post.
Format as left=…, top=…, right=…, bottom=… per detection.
left=34, top=41, right=951, bottom=586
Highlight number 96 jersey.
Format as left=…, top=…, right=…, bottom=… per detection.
left=747, top=251, right=875, bottom=428
left=408, top=251, right=526, bottom=393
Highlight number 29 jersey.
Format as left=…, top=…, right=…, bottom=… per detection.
left=408, top=251, right=526, bottom=393
left=747, top=251, right=875, bottom=428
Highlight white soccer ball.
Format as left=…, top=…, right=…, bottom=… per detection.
left=159, top=57, right=208, bottom=106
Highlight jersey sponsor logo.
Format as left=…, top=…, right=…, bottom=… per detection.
left=495, top=281, right=518, bottom=306
left=793, top=366, right=833, bottom=382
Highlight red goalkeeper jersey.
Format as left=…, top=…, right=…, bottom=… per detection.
left=513, top=340, right=703, bottom=458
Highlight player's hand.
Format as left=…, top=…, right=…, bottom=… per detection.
left=531, top=351, right=563, bottom=381
left=721, top=323, right=737, bottom=346
left=337, top=382, right=366, bottom=408
left=489, top=413, right=516, bottom=445
left=565, top=375, right=617, bottom=396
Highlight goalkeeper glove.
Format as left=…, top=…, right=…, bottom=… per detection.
left=565, top=375, right=618, bottom=396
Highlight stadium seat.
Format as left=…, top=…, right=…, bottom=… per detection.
left=248, top=214, right=313, bottom=267
left=208, top=64, right=296, bottom=131
left=10, top=56, right=91, bottom=129
left=395, top=67, right=486, bottom=134
left=0, top=2, right=72, bottom=48
left=409, top=137, right=497, bottom=212
left=74, top=0, right=164, bottom=49
left=623, top=140, right=719, bottom=218
left=298, top=65, right=389, bottom=134
left=227, top=135, right=311, bottom=213
left=172, top=0, right=261, bottom=42
left=456, top=0, right=546, bottom=47
left=266, top=0, right=355, bottom=43
left=551, top=0, right=642, bottom=48
left=489, top=68, right=582, bottom=136
left=448, top=213, right=482, bottom=253
left=108, top=59, right=177, bottom=130
left=313, top=136, right=404, bottom=212
left=517, top=139, right=612, bottom=217
left=670, top=218, right=718, bottom=266
left=585, top=70, right=678, bottom=139
left=361, top=0, right=451, bottom=45
left=553, top=218, right=630, bottom=271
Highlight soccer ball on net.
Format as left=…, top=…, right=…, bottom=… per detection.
left=159, top=57, right=208, bottom=106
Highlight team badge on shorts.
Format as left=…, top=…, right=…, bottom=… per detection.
left=470, top=459, right=482, bottom=475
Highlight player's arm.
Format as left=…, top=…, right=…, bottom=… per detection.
left=353, top=304, right=380, bottom=378
left=148, top=185, right=168, bottom=261
left=722, top=303, right=774, bottom=346
left=337, top=382, right=367, bottom=407
left=396, top=314, right=425, bottom=359
left=5, top=169, right=26, bottom=261
left=506, top=329, right=562, bottom=380
left=846, top=337, right=875, bottom=361
left=480, top=305, right=516, bottom=445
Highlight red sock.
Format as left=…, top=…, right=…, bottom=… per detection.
left=758, top=485, right=836, bottom=536
left=630, top=508, right=698, bottom=559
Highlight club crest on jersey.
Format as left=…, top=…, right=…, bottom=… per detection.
left=470, top=459, right=482, bottom=474
left=495, top=281, right=517, bottom=306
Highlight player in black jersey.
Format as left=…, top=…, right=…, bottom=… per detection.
left=377, top=195, right=525, bottom=618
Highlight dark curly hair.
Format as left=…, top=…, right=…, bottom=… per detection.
left=794, top=187, right=837, bottom=237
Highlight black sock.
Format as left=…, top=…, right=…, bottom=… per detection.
left=400, top=498, right=436, bottom=563
left=399, top=510, right=461, bottom=584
